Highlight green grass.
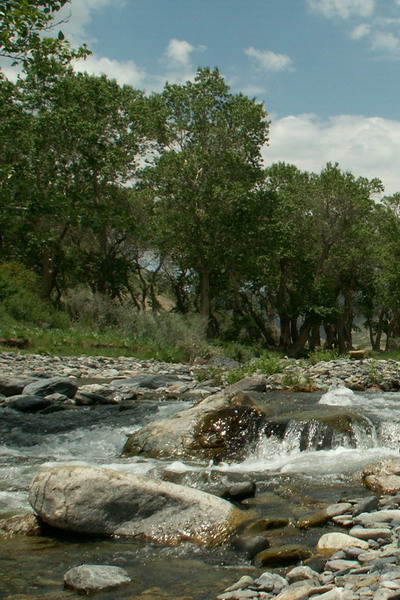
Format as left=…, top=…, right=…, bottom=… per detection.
left=0, top=323, right=187, bottom=362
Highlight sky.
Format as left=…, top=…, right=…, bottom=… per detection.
left=5, top=0, right=400, bottom=194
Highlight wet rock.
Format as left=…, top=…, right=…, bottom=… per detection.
left=232, top=534, right=270, bottom=559
left=29, top=465, right=246, bottom=546
left=0, top=376, right=33, bottom=397
left=253, top=545, right=312, bottom=567
left=4, top=394, right=53, bottom=413
left=243, top=518, right=291, bottom=535
left=121, top=393, right=266, bottom=463
left=0, top=512, right=43, bottom=536
left=23, top=376, right=78, bottom=398
left=221, top=481, right=256, bottom=502
left=63, top=564, right=131, bottom=594
left=363, top=461, right=400, bottom=494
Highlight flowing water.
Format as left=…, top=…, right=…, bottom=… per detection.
left=1, top=388, right=400, bottom=599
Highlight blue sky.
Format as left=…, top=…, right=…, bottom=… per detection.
left=4, top=0, right=400, bottom=194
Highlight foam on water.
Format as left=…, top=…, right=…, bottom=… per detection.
left=318, top=386, right=356, bottom=406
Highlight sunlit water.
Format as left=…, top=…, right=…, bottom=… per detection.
left=1, top=388, right=400, bottom=598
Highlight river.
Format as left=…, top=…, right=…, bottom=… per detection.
left=1, top=387, right=399, bottom=599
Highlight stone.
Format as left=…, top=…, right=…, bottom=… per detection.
left=243, top=518, right=290, bottom=535
left=363, top=461, right=400, bottom=494
left=121, top=393, right=266, bottom=463
left=349, top=527, right=393, bottom=541
left=352, top=496, right=380, bottom=517
left=4, top=394, right=53, bottom=413
left=253, top=545, right=312, bottom=567
left=0, top=376, right=33, bottom=397
left=233, top=534, right=270, bottom=559
left=273, top=584, right=315, bottom=600
left=63, top=564, right=131, bottom=593
left=354, top=511, right=400, bottom=526
left=224, top=375, right=268, bottom=394
left=22, top=376, right=78, bottom=399
left=221, top=481, right=256, bottom=502
left=0, top=512, right=43, bottom=536
left=324, top=559, right=360, bottom=571
left=225, top=576, right=256, bottom=592
left=326, top=503, right=353, bottom=517
left=254, top=572, right=288, bottom=593
left=317, top=533, right=369, bottom=552
left=286, top=566, right=321, bottom=584
left=29, top=465, right=245, bottom=546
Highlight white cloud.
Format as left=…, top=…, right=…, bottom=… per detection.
left=245, top=47, right=293, bottom=72
left=163, top=39, right=196, bottom=68
left=306, top=0, right=375, bottom=19
left=263, top=113, right=400, bottom=194
left=73, top=54, right=146, bottom=88
left=57, top=0, right=125, bottom=46
left=350, top=23, right=371, bottom=39
left=371, top=31, right=400, bottom=52
left=158, top=38, right=207, bottom=85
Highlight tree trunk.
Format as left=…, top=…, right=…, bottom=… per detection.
left=279, top=313, right=292, bottom=351
left=287, top=317, right=315, bottom=358
left=199, top=268, right=211, bottom=321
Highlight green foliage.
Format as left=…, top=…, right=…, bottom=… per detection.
left=307, top=348, right=341, bottom=364
left=0, top=0, right=90, bottom=66
left=0, top=261, right=68, bottom=326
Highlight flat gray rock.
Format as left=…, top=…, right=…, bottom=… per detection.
left=23, top=377, right=78, bottom=398
left=64, top=564, right=131, bottom=593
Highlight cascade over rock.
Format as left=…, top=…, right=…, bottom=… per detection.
left=121, top=392, right=266, bottom=462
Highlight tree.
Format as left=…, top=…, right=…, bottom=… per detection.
left=1, top=62, right=155, bottom=299
left=0, top=0, right=89, bottom=67
left=146, top=67, right=269, bottom=328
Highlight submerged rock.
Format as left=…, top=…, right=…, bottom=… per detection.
left=64, top=564, right=131, bottom=594
left=253, top=545, right=312, bottom=567
left=29, top=465, right=246, bottom=546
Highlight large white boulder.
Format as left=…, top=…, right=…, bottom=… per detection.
left=29, top=465, right=246, bottom=546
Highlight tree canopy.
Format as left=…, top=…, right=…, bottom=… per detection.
left=1, top=20, right=399, bottom=356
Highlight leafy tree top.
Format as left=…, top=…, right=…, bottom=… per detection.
left=0, top=0, right=90, bottom=68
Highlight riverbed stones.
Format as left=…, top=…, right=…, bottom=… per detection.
left=29, top=465, right=246, bottom=546
left=63, top=564, right=131, bottom=594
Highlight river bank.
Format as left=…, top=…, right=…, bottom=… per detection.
left=2, top=351, right=400, bottom=394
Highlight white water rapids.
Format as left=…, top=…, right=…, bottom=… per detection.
left=1, top=388, right=400, bottom=518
